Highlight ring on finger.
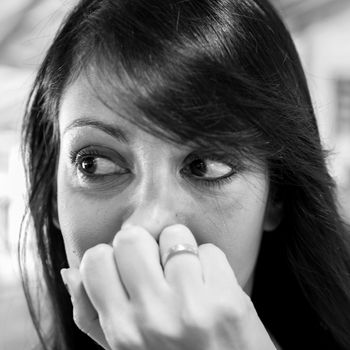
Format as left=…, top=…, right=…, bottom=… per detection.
left=161, top=243, right=199, bottom=268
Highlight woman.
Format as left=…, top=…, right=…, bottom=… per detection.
left=20, top=0, right=350, bottom=349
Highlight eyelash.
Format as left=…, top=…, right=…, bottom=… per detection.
left=191, top=175, right=236, bottom=189
left=181, top=154, right=240, bottom=189
left=69, top=148, right=128, bottom=182
left=69, top=148, right=241, bottom=189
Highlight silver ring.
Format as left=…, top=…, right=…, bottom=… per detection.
left=161, top=243, right=199, bottom=267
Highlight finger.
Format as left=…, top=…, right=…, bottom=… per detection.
left=198, top=243, right=239, bottom=292
left=79, top=243, right=130, bottom=319
left=112, top=225, right=168, bottom=302
left=61, top=267, right=111, bottom=350
left=159, top=224, right=203, bottom=293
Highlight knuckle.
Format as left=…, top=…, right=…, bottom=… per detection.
left=214, top=294, right=253, bottom=323
left=159, top=224, right=194, bottom=245
left=142, top=317, right=182, bottom=340
left=181, top=305, right=212, bottom=332
left=199, top=243, right=226, bottom=260
left=115, top=226, right=149, bottom=247
left=162, top=224, right=191, bottom=237
left=104, top=322, right=143, bottom=350
left=136, top=303, right=182, bottom=340
left=80, top=243, right=112, bottom=269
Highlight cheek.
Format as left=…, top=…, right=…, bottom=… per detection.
left=57, top=174, right=125, bottom=267
left=192, top=178, right=268, bottom=287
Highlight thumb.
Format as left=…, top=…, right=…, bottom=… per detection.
left=60, top=268, right=111, bottom=350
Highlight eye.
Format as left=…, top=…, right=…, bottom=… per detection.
left=183, top=157, right=236, bottom=180
left=71, top=146, right=129, bottom=179
left=79, top=156, right=126, bottom=176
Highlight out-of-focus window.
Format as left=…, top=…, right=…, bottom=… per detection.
left=336, top=79, right=350, bottom=133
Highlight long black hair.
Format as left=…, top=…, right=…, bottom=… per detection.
left=21, top=0, right=350, bottom=349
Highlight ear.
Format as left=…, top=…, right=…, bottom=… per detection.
left=263, top=196, right=283, bottom=232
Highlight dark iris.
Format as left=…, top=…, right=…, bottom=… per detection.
left=189, top=159, right=207, bottom=177
left=81, top=157, right=96, bottom=174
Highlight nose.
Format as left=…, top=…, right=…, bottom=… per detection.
left=120, top=177, right=186, bottom=241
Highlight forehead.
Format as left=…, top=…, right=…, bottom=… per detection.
left=58, top=73, right=194, bottom=152
left=60, top=73, right=128, bottom=128
left=58, top=71, right=266, bottom=166
left=59, top=70, right=151, bottom=139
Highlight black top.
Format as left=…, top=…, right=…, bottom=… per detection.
left=251, top=231, right=340, bottom=350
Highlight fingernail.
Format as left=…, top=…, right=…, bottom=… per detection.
left=114, top=224, right=135, bottom=246
left=60, top=268, right=71, bottom=295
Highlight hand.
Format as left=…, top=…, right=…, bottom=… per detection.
left=61, top=224, right=276, bottom=350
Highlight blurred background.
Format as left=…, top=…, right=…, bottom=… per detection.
left=0, top=0, right=349, bottom=349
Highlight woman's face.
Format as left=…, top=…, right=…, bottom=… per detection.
left=57, top=75, right=279, bottom=294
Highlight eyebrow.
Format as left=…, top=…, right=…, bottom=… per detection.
left=63, top=118, right=129, bottom=143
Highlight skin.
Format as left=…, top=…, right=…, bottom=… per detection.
left=57, top=74, right=280, bottom=349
